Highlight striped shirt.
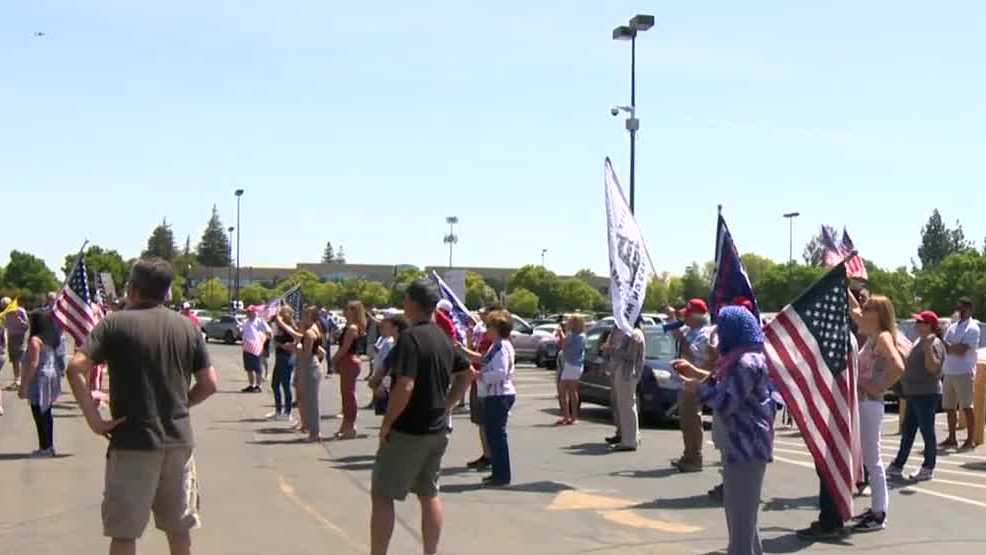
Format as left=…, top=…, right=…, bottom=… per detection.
left=478, top=339, right=516, bottom=398
left=698, top=352, right=775, bottom=465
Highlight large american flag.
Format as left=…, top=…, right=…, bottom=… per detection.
left=53, top=254, right=103, bottom=345
left=763, top=263, right=860, bottom=521
left=820, top=226, right=868, bottom=280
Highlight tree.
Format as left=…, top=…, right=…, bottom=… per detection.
left=680, top=263, right=711, bottom=303
left=240, top=283, right=275, bottom=306
left=197, top=205, right=232, bottom=267
left=389, top=267, right=426, bottom=305
left=194, top=278, right=228, bottom=310
left=917, top=209, right=974, bottom=269
left=338, top=279, right=389, bottom=307
left=574, top=269, right=597, bottom=284
left=508, top=265, right=562, bottom=312
left=740, top=253, right=776, bottom=287
left=465, top=272, right=497, bottom=309
left=322, top=242, right=336, bottom=264
left=183, top=235, right=192, bottom=257
left=865, top=261, right=917, bottom=318
left=756, top=264, right=826, bottom=312
left=62, top=245, right=129, bottom=293
left=557, top=278, right=604, bottom=312
left=313, top=282, right=341, bottom=308
left=914, top=251, right=986, bottom=320
left=142, top=218, right=178, bottom=261
left=3, top=251, right=59, bottom=299
left=506, top=288, right=539, bottom=317
left=644, top=275, right=670, bottom=312
left=802, top=235, right=825, bottom=266
left=336, top=245, right=347, bottom=264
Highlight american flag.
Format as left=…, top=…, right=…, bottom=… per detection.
left=709, top=213, right=760, bottom=321
left=819, top=226, right=868, bottom=280
left=262, top=284, right=303, bottom=320
left=53, top=254, right=103, bottom=346
left=763, top=263, right=860, bottom=521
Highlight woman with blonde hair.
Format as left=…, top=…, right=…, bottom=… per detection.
left=296, top=305, right=326, bottom=442
left=269, top=305, right=302, bottom=422
left=848, top=293, right=905, bottom=532
left=331, top=300, right=368, bottom=439
left=556, top=315, right=586, bottom=425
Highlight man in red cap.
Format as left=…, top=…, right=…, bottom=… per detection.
left=671, top=298, right=715, bottom=473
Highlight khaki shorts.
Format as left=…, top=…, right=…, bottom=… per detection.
left=942, top=374, right=974, bottom=410
left=103, top=447, right=200, bottom=539
left=371, top=430, right=449, bottom=501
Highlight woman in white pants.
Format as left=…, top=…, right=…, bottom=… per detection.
left=849, top=294, right=905, bottom=532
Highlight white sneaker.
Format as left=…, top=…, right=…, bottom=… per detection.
left=265, top=412, right=279, bottom=420
left=275, top=413, right=289, bottom=422
left=31, top=448, right=55, bottom=458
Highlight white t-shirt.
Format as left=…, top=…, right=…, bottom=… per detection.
left=478, top=339, right=517, bottom=398
left=943, top=318, right=980, bottom=376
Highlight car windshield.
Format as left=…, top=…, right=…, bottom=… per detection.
left=644, top=329, right=675, bottom=360
left=534, top=325, right=558, bottom=334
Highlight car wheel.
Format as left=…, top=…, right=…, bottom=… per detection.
left=224, top=330, right=235, bottom=345
left=535, top=351, right=544, bottom=368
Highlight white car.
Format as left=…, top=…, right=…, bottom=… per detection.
left=510, top=315, right=561, bottom=367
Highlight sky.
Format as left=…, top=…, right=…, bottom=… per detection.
left=3, top=1, right=986, bottom=281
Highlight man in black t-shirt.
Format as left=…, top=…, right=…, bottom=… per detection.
left=370, top=279, right=472, bottom=555
left=67, top=259, right=219, bottom=555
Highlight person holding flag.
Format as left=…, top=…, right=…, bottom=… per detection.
left=240, top=306, right=271, bottom=393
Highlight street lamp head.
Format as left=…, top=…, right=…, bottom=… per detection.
left=446, top=216, right=458, bottom=225
left=629, top=14, right=655, bottom=32
left=228, top=226, right=234, bottom=233
left=234, top=189, right=244, bottom=197
left=612, top=25, right=635, bottom=41
left=783, top=212, right=801, bottom=219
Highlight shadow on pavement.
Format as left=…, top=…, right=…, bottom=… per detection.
left=333, top=455, right=376, bottom=464
left=255, top=427, right=296, bottom=435
left=632, top=493, right=718, bottom=510
left=762, top=496, right=818, bottom=512
left=562, top=442, right=615, bottom=456
left=441, top=466, right=476, bottom=477
left=53, top=413, right=82, bottom=419
left=248, top=438, right=309, bottom=446
left=442, top=480, right=573, bottom=495
left=961, top=461, right=986, bottom=471
left=0, top=453, right=74, bottom=461
left=610, top=467, right=679, bottom=480
left=762, top=529, right=851, bottom=552
left=214, top=418, right=268, bottom=424
left=332, top=462, right=376, bottom=472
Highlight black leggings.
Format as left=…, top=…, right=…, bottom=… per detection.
left=30, top=404, right=53, bottom=450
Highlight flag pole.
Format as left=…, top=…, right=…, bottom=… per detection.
left=60, top=240, right=90, bottom=291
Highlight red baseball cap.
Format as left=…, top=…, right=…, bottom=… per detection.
left=683, top=298, right=708, bottom=316
left=912, top=310, right=940, bottom=330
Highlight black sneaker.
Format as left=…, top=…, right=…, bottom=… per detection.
left=467, top=456, right=491, bottom=470
left=797, top=522, right=850, bottom=541
left=852, top=512, right=886, bottom=532
left=605, top=435, right=622, bottom=445
left=708, top=484, right=724, bottom=502
left=482, top=476, right=510, bottom=488
left=241, top=386, right=254, bottom=393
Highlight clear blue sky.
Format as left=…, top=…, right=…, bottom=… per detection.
left=3, top=1, right=985, bottom=280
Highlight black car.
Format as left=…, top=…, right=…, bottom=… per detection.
left=578, top=324, right=681, bottom=425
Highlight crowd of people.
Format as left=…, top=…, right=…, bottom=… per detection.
left=1, top=260, right=983, bottom=555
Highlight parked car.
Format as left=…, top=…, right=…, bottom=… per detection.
left=510, top=315, right=560, bottom=367
left=203, top=314, right=245, bottom=344
left=594, top=315, right=659, bottom=328
left=190, top=309, right=214, bottom=327
left=578, top=324, right=680, bottom=424
left=532, top=324, right=562, bottom=369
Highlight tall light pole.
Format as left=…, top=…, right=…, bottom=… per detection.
left=541, top=249, right=548, bottom=268
left=612, top=14, right=654, bottom=214
left=234, top=189, right=244, bottom=305
left=783, top=212, right=801, bottom=266
left=226, top=226, right=234, bottom=308
left=443, top=216, right=458, bottom=268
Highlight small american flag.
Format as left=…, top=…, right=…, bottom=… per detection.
left=431, top=271, right=475, bottom=343
left=819, top=226, right=867, bottom=280
left=53, top=254, right=103, bottom=345
left=763, top=263, right=860, bottom=520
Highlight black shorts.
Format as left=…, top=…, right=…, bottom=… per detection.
left=242, top=352, right=262, bottom=373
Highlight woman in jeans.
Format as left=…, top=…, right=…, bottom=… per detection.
left=849, top=294, right=905, bottom=532
left=269, top=306, right=302, bottom=422
left=459, top=310, right=516, bottom=487
left=888, top=310, right=945, bottom=482
left=672, top=306, right=775, bottom=555
left=296, top=306, right=326, bottom=442
left=331, top=301, right=367, bottom=439
left=18, top=310, right=62, bottom=457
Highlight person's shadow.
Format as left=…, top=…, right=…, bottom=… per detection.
left=563, top=443, right=616, bottom=456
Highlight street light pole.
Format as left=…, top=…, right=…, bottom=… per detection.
left=234, top=189, right=244, bottom=306
left=783, top=212, right=801, bottom=265
left=443, top=216, right=459, bottom=268
left=226, top=226, right=234, bottom=308
left=613, top=14, right=653, bottom=214
left=541, top=249, right=548, bottom=268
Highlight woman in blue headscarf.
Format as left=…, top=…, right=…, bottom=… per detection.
left=673, top=306, right=775, bottom=555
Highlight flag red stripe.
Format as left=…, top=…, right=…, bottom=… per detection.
left=55, top=296, right=96, bottom=332
left=774, top=314, right=851, bottom=441
left=765, top=318, right=854, bottom=520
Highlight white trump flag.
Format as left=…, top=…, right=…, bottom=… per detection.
left=604, top=157, right=655, bottom=333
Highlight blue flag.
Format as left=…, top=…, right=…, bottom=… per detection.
left=430, top=271, right=475, bottom=342
left=709, top=213, right=760, bottom=321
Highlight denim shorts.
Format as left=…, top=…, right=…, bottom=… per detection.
left=242, top=352, right=262, bottom=373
